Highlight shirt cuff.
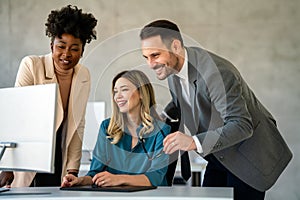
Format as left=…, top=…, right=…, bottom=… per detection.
left=192, top=135, right=203, bottom=153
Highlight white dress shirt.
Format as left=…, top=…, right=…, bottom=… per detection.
left=175, top=49, right=203, bottom=154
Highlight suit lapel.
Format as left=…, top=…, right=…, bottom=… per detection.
left=171, top=75, right=185, bottom=132
left=187, top=49, right=200, bottom=128
left=172, top=75, right=197, bottom=134
left=43, top=54, right=88, bottom=148
left=43, top=53, right=64, bottom=133
left=168, top=74, right=180, bottom=108
left=65, top=64, right=89, bottom=147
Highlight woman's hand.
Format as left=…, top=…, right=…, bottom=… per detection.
left=61, top=174, right=79, bottom=187
left=92, top=171, right=121, bottom=187
left=0, top=171, right=14, bottom=188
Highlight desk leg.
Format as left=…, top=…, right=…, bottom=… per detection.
left=192, top=172, right=201, bottom=187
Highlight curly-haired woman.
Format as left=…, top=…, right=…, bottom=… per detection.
left=0, top=5, right=97, bottom=187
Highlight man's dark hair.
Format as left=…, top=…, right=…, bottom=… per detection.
left=45, top=5, right=97, bottom=48
left=140, top=19, right=184, bottom=48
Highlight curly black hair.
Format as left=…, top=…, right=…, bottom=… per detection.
left=45, top=5, right=97, bottom=47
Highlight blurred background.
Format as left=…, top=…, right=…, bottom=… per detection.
left=0, top=0, right=299, bottom=199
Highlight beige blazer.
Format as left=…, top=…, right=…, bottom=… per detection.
left=11, top=53, right=90, bottom=187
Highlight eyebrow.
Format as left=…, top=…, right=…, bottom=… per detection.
left=144, top=51, right=160, bottom=58
left=114, top=85, right=129, bottom=90
left=56, top=40, right=80, bottom=46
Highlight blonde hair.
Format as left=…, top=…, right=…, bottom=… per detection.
left=107, top=70, right=160, bottom=144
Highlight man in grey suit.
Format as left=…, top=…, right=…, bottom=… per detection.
left=140, top=19, right=292, bottom=200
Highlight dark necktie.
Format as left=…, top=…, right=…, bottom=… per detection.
left=180, top=102, right=193, bottom=182
left=173, top=75, right=192, bottom=182
left=180, top=150, right=191, bottom=181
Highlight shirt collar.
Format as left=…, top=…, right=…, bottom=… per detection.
left=124, top=123, right=143, bottom=137
left=176, top=48, right=188, bottom=81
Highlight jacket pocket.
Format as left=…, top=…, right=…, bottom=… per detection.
left=238, top=119, right=284, bottom=176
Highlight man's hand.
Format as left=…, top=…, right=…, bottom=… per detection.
left=163, top=131, right=196, bottom=154
left=0, top=171, right=14, bottom=187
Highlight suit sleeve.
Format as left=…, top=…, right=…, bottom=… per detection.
left=196, top=65, right=253, bottom=156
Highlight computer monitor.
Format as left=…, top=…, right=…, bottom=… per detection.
left=0, top=84, right=57, bottom=173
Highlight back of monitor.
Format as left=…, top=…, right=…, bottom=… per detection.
left=82, top=101, right=105, bottom=152
left=0, top=84, right=57, bottom=173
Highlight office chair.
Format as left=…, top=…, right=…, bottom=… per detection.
left=162, top=101, right=181, bottom=186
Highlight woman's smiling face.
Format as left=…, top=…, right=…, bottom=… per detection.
left=113, top=77, right=141, bottom=115
left=51, top=33, right=83, bottom=70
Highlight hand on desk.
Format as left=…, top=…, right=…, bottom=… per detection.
left=61, top=174, right=79, bottom=187
left=61, top=171, right=122, bottom=187
left=0, top=171, right=14, bottom=188
left=92, top=171, right=121, bottom=187
left=163, top=131, right=196, bottom=154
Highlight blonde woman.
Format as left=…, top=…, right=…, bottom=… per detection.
left=62, top=70, right=171, bottom=187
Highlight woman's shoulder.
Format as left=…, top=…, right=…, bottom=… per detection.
left=20, top=53, right=50, bottom=65
left=153, top=119, right=171, bottom=134
left=76, top=63, right=90, bottom=75
left=100, top=118, right=111, bottom=128
left=98, top=118, right=111, bottom=138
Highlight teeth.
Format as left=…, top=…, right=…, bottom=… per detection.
left=62, top=60, right=70, bottom=64
left=118, top=101, right=126, bottom=107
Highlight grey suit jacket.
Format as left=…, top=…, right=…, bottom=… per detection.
left=167, top=47, right=292, bottom=192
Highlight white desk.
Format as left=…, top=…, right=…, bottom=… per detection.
left=0, top=187, right=233, bottom=200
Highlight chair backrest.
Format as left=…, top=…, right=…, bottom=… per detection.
left=165, top=151, right=179, bottom=186
left=163, top=101, right=181, bottom=186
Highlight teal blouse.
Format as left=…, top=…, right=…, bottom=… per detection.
left=86, top=118, right=171, bottom=186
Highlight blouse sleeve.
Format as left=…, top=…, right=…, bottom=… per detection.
left=86, top=120, right=110, bottom=177
left=144, top=123, right=171, bottom=186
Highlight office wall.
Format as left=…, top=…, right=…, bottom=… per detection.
left=0, top=0, right=299, bottom=199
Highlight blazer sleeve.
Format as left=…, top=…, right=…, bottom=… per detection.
left=66, top=118, right=85, bottom=171
left=15, top=56, right=35, bottom=86
left=196, top=63, right=254, bottom=156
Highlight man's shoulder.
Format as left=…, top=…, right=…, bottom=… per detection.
left=187, top=46, right=238, bottom=75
